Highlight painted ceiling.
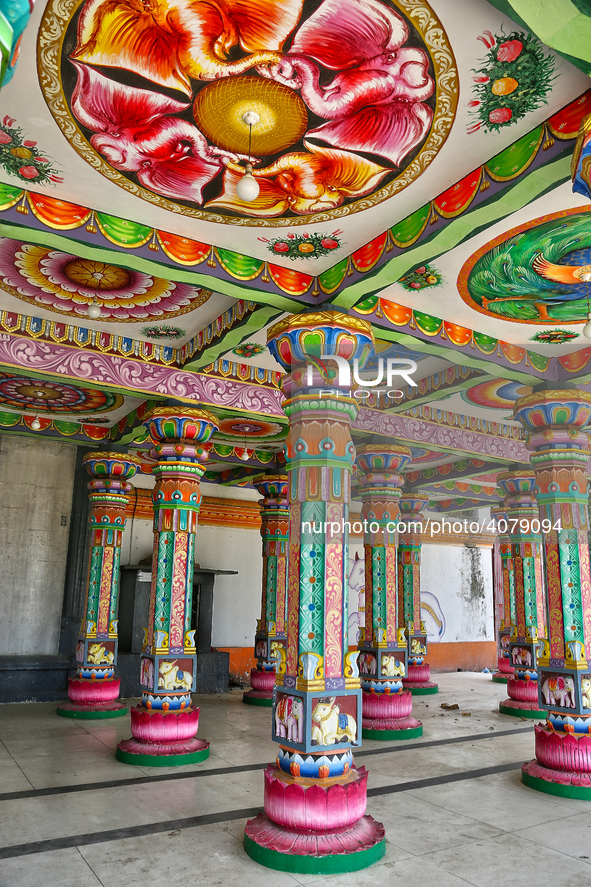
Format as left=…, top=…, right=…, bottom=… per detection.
left=2, top=0, right=591, bottom=508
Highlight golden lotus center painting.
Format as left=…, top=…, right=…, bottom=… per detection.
left=39, top=0, right=457, bottom=223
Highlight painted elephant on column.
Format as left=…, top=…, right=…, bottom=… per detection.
left=541, top=675, right=575, bottom=708
left=275, top=695, right=303, bottom=743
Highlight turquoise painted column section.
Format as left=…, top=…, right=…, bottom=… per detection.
left=514, top=388, right=591, bottom=798
left=244, top=311, right=386, bottom=874
left=244, top=474, right=289, bottom=705
left=398, top=494, right=438, bottom=695
left=57, top=451, right=140, bottom=720
left=117, top=407, right=219, bottom=767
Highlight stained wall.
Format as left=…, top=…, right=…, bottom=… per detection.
left=0, top=435, right=77, bottom=654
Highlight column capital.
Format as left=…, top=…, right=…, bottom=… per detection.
left=145, top=407, right=219, bottom=483
left=83, top=451, right=141, bottom=494
left=514, top=389, right=591, bottom=456
left=496, top=470, right=537, bottom=514
left=267, top=310, right=374, bottom=374
left=356, top=444, right=412, bottom=491
left=146, top=406, right=219, bottom=441
left=255, top=475, right=288, bottom=507
left=398, top=493, right=429, bottom=517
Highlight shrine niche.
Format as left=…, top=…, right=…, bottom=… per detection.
left=39, top=0, right=456, bottom=223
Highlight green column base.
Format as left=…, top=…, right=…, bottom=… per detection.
left=362, top=725, right=423, bottom=740
left=57, top=706, right=128, bottom=720
left=244, top=833, right=386, bottom=874
left=521, top=768, right=591, bottom=800
left=410, top=685, right=439, bottom=695
left=492, top=675, right=508, bottom=684
left=498, top=703, right=546, bottom=719
left=115, top=746, right=210, bottom=767
left=243, top=695, right=273, bottom=707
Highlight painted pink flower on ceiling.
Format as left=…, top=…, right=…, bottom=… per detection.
left=0, top=238, right=211, bottom=321
left=65, top=0, right=435, bottom=217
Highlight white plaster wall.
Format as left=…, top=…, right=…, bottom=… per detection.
left=199, top=526, right=261, bottom=647
left=421, top=544, right=494, bottom=643
left=0, top=435, right=77, bottom=654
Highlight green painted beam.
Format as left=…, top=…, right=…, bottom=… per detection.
left=368, top=326, right=547, bottom=385
left=487, top=0, right=591, bottom=76
left=183, top=305, right=283, bottom=370
left=333, top=154, right=573, bottom=311
left=0, top=221, right=303, bottom=314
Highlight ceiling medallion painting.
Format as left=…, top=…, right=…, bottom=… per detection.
left=461, top=379, right=531, bottom=410
left=39, top=0, right=457, bottom=225
left=408, top=446, right=446, bottom=464
left=458, top=208, right=591, bottom=324
left=216, top=417, right=286, bottom=441
left=260, top=231, right=342, bottom=259
left=0, top=239, right=212, bottom=321
left=0, top=373, right=123, bottom=413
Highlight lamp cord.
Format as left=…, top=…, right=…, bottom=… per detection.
left=248, top=123, right=252, bottom=165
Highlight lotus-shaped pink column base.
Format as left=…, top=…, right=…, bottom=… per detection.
left=522, top=758, right=591, bottom=788
left=533, top=723, right=591, bottom=773
left=117, top=705, right=209, bottom=758
left=405, top=663, right=431, bottom=681
left=361, top=690, right=421, bottom=731
left=497, top=656, right=515, bottom=676
left=245, top=810, right=385, bottom=858
left=403, top=663, right=438, bottom=691
left=130, top=705, right=199, bottom=741
left=506, top=677, right=539, bottom=702
left=499, top=677, right=544, bottom=713
left=263, top=765, right=368, bottom=832
left=244, top=669, right=275, bottom=700
left=59, top=677, right=125, bottom=712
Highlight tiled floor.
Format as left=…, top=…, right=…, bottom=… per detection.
left=1, top=672, right=590, bottom=887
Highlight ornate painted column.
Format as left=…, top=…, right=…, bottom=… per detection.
left=57, top=451, right=140, bottom=719
left=356, top=445, right=422, bottom=740
left=117, top=407, right=218, bottom=766
left=496, top=471, right=547, bottom=718
left=490, top=505, right=516, bottom=684
left=244, top=312, right=386, bottom=874
left=398, top=494, right=438, bottom=695
left=514, top=388, right=591, bottom=799
left=244, top=474, right=289, bottom=706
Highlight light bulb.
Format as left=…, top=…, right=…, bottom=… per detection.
left=31, top=416, right=41, bottom=431
left=583, top=313, right=591, bottom=339
left=240, top=448, right=250, bottom=461
left=88, top=299, right=101, bottom=319
left=236, top=163, right=260, bottom=202
left=242, top=111, right=260, bottom=127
